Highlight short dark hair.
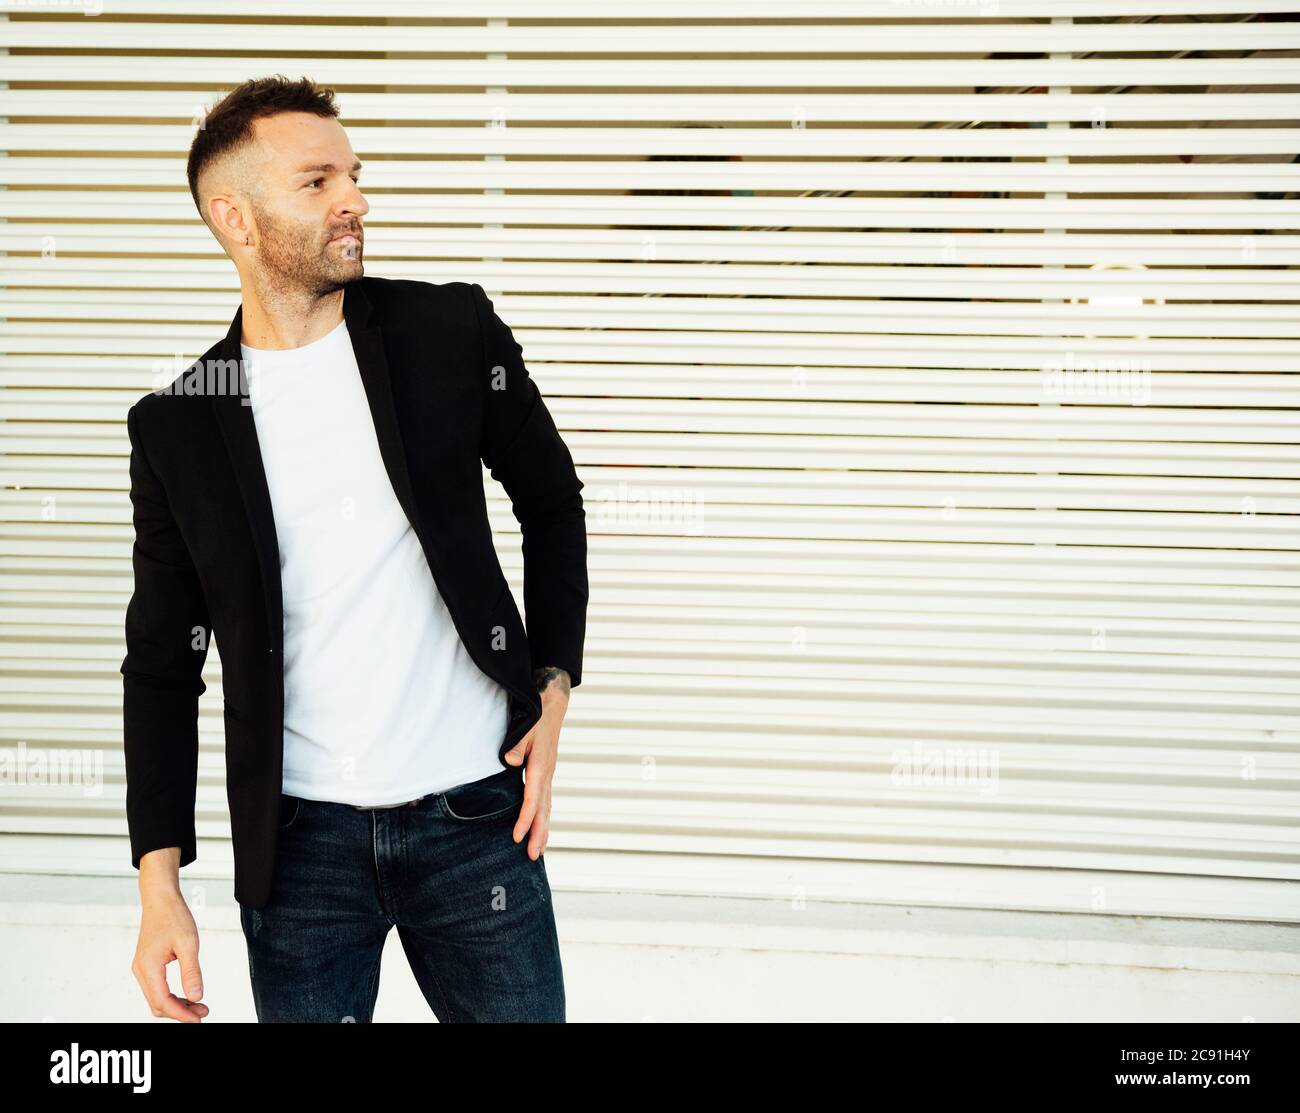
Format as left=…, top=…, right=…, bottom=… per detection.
left=186, top=75, right=339, bottom=220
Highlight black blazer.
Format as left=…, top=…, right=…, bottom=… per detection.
left=120, top=276, right=588, bottom=908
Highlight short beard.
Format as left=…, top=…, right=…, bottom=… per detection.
left=249, top=204, right=362, bottom=299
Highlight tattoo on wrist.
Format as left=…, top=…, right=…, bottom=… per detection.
left=533, top=665, right=570, bottom=697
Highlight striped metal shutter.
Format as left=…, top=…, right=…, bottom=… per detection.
left=1, top=2, right=1297, bottom=921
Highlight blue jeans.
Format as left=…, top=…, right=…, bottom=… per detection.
left=238, top=764, right=564, bottom=1022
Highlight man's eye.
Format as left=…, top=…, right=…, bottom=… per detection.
left=307, top=178, right=322, bottom=188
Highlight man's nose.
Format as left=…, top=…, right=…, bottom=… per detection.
left=338, top=182, right=368, bottom=218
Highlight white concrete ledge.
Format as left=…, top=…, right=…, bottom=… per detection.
left=1, top=871, right=1297, bottom=1021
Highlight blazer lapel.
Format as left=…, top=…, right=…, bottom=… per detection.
left=208, top=279, right=420, bottom=665
left=344, top=284, right=422, bottom=530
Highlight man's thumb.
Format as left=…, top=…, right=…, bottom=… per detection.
left=178, top=948, right=203, bottom=1001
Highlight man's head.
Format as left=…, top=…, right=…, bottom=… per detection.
left=187, top=75, right=367, bottom=294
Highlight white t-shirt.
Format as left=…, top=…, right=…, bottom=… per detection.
left=239, top=316, right=508, bottom=805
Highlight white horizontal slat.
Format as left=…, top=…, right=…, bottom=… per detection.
left=7, top=642, right=1300, bottom=702
left=7, top=424, right=1297, bottom=477
left=6, top=633, right=1300, bottom=709
left=5, top=21, right=1297, bottom=52
left=5, top=90, right=1299, bottom=124
left=3, top=293, right=1299, bottom=340
left=7, top=332, right=1300, bottom=377
left=3, top=157, right=1297, bottom=194
left=3, top=193, right=1299, bottom=231
left=6, top=386, right=1300, bottom=434
left=6, top=554, right=1300, bottom=604
left=6, top=225, right=1300, bottom=267
left=7, top=123, right=1300, bottom=158
left=2, top=56, right=1294, bottom=86
left=2, top=261, right=1298, bottom=302
left=5, top=491, right=1298, bottom=547
left=2, top=574, right=1300, bottom=634
left=5, top=1, right=1290, bottom=16
left=11, top=459, right=1300, bottom=513
left=6, top=363, right=1299, bottom=406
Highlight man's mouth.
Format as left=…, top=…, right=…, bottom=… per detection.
left=330, top=233, right=361, bottom=247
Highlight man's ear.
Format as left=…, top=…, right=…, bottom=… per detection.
left=207, top=194, right=246, bottom=252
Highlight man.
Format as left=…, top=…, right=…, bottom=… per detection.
left=122, top=76, right=587, bottom=1023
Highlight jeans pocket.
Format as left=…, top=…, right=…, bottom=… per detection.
left=437, top=767, right=524, bottom=823
left=277, top=794, right=303, bottom=831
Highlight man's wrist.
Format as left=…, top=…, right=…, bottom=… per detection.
left=138, top=846, right=182, bottom=883
left=533, top=665, right=571, bottom=702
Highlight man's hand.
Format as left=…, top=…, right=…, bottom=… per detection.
left=131, top=854, right=208, bottom=1023
left=503, top=666, right=571, bottom=859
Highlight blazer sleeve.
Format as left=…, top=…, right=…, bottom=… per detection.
left=120, top=401, right=211, bottom=870
left=469, top=282, right=589, bottom=689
